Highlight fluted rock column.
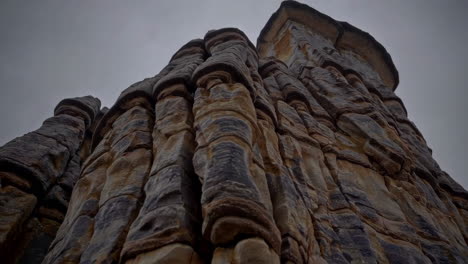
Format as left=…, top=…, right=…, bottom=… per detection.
left=0, top=96, right=100, bottom=263
left=44, top=80, right=155, bottom=264
left=192, top=28, right=280, bottom=263
left=122, top=39, right=206, bottom=264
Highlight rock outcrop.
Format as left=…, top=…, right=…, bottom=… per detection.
left=0, top=1, right=466, bottom=263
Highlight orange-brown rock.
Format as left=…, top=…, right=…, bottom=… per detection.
left=0, top=1, right=466, bottom=263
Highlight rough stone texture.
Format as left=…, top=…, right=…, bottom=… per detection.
left=0, top=95, right=101, bottom=263
left=0, top=1, right=466, bottom=263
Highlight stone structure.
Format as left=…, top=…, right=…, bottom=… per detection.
left=0, top=1, right=467, bottom=263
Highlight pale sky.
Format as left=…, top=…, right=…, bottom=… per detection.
left=0, top=0, right=467, bottom=188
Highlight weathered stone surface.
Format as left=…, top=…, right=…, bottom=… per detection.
left=191, top=28, right=281, bottom=256
left=211, top=238, right=280, bottom=264
left=80, top=195, right=140, bottom=264
left=126, top=243, right=202, bottom=264
left=0, top=96, right=100, bottom=264
left=18, top=218, right=59, bottom=264
left=233, top=238, right=280, bottom=264
left=0, top=1, right=466, bottom=263
left=121, top=40, right=204, bottom=263
left=47, top=94, right=154, bottom=263
left=0, top=186, right=37, bottom=258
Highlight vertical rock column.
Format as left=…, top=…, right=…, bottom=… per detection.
left=0, top=96, right=100, bottom=263
left=44, top=80, right=155, bottom=264
left=81, top=86, right=155, bottom=263
left=259, top=59, right=333, bottom=264
left=122, top=40, right=206, bottom=264
left=257, top=59, right=313, bottom=264
left=192, top=28, right=280, bottom=263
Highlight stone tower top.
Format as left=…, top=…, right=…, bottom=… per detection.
left=257, top=0, right=399, bottom=90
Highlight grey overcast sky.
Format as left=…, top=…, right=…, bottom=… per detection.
left=0, top=0, right=467, bottom=188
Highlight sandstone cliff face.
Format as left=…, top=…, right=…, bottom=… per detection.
left=0, top=1, right=467, bottom=263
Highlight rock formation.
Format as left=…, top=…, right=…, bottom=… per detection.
left=0, top=1, right=467, bottom=263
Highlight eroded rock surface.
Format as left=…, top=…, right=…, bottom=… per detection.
left=0, top=1, right=466, bottom=263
